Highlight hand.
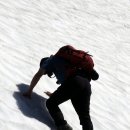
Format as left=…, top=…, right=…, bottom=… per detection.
left=23, top=91, right=32, bottom=99
left=44, top=91, right=52, bottom=97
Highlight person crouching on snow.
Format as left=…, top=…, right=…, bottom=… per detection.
left=23, top=45, right=99, bottom=130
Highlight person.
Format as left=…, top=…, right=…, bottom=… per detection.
left=23, top=46, right=99, bottom=130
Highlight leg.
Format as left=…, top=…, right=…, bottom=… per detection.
left=70, top=77, right=93, bottom=130
left=71, top=91, right=93, bottom=130
left=46, top=84, right=71, bottom=126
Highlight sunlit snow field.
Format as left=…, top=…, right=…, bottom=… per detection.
left=0, top=0, right=130, bottom=130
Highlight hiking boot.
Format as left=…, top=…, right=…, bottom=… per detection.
left=57, top=123, right=73, bottom=130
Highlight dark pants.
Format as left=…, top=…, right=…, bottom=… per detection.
left=46, top=76, right=93, bottom=130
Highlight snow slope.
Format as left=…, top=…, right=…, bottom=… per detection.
left=0, top=0, right=130, bottom=130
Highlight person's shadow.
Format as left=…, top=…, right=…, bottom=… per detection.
left=13, top=83, right=56, bottom=130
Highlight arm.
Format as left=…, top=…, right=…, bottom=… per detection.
left=23, top=68, right=46, bottom=98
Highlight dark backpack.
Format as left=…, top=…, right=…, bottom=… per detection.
left=55, top=45, right=94, bottom=73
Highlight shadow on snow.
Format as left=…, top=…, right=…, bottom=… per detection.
left=13, top=83, right=55, bottom=129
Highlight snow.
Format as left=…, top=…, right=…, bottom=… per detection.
left=0, top=0, right=130, bottom=130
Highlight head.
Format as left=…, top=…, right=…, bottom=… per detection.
left=40, top=57, right=49, bottom=68
left=40, top=57, right=53, bottom=77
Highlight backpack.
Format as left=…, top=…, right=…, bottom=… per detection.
left=55, top=45, right=94, bottom=77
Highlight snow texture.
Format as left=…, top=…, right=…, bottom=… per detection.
left=0, top=0, right=130, bottom=130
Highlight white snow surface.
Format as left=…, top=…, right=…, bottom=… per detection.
left=0, top=0, right=130, bottom=130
